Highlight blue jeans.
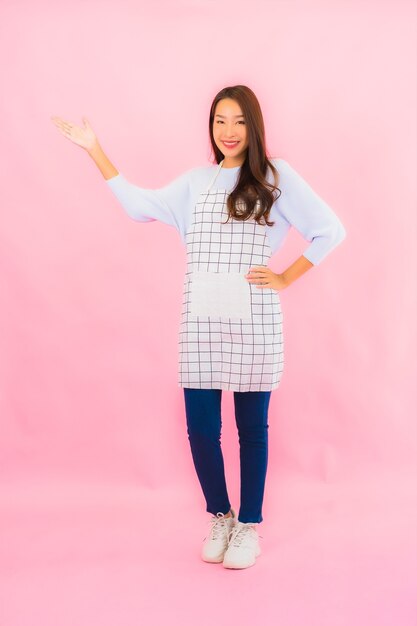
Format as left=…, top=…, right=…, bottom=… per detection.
left=183, top=388, right=271, bottom=524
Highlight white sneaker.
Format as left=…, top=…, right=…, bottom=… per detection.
left=201, top=508, right=237, bottom=563
left=222, top=521, right=262, bottom=569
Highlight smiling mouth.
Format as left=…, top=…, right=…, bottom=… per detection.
left=222, top=141, right=240, bottom=148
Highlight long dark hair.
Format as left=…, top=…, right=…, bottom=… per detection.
left=208, top=85, right=281, bottom=227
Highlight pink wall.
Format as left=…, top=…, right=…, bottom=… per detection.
left=1, top=1, right=416, bottom=625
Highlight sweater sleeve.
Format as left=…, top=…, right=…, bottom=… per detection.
left=274, top=159, right=346, bottom=265
left=105, top=167, right=193, bottom=234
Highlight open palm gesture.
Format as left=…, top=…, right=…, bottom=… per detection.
left=50, top=116, right=98, bottom=152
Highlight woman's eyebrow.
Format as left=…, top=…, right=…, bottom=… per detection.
left=214, top=114, right=245, bottom=118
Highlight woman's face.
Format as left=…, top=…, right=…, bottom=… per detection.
left=212, top=98, right=249, bottom=167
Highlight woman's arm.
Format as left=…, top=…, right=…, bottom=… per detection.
left=103, top=167, right=193, bottom=229
left=87, top=141, right=119, bottom=180
left=274, top=158, right=347, bottom=266
left=51, top=115, right=192, bottom=232
left=280, top=254, right=314, bottom=286
left=247, top=158, right=346, bottom=290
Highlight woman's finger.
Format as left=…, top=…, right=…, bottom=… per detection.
left=247, top=268, right=266, bottom=274
left=53, top=117, right=77, bottom=132
left=52, top=119, right=72, bottom=132
left=247, top=270, right=271, bottom=278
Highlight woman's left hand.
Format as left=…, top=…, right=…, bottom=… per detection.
left=245, top=266, right=288, bottom=291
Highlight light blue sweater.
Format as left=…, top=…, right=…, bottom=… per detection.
left=105, top=158, right=346, bottom=266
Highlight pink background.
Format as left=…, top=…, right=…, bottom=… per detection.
left=1, top=0, right=416, bottom=624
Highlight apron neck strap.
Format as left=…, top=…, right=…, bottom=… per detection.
left=205, top=159, right=224, bottom=193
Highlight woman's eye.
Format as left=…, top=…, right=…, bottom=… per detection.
left=216, top=120, right=245, bottom=124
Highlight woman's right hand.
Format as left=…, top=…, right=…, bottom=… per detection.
left=50, top=116, right=99, bottom=153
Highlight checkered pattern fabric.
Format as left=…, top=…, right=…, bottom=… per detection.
left=178, top=160, right=284, bottom=392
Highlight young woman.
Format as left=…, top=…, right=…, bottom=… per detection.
left=51, top=84, right=346, bottom=570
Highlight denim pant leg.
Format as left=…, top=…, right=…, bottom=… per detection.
left=234, top=390, right=272, bottom=524
left=183, top=388, right=231, bottom=516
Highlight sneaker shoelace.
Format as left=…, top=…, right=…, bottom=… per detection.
left=204, top=512, right=233, bottom=541
left=228, top=523, right=263, bottom=546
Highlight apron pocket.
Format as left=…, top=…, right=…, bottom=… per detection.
left=190, top=271, right=252, bottom=320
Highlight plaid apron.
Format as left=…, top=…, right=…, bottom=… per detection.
left=178, top=159, right=284, bottom=391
